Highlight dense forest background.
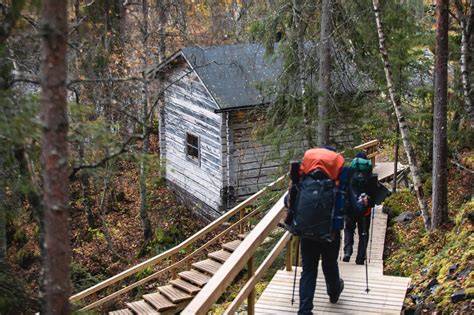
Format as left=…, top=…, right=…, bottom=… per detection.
left=0, top=0, right=472, bottom=314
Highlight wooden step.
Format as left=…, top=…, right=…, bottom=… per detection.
left=170, top=278, right=201, bottom=295
left=142, top=292, right=176, bottom=311
left=192, top=259, right=222, bottom=275
left=157, top=285, right=193, bottom=303
left=109, top=309, right=133, bottom=315
left=208, top=249, right=231, bottom=263
left=126, top=300, right=159, bottom=315
left=178, top=270, right=211, bottom=287
left=222, top=239, right=241, bottom=252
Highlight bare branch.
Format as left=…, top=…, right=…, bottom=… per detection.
left=69, top=133, right=145, bottom=180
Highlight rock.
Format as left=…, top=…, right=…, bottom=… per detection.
left=447, top=263, right=459, bottom=279
left=467, top=211, right=474, bottom=223
left=425, top=278, right=439, bottom=294
left=427, top=301, right=435, bottom=310
left=451, top=289, right=466, bottom=303
left=394, top=211, right=415, bottom=223
left=457, top=266, right=472, bottom=280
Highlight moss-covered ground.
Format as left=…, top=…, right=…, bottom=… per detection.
left=384, top=169, right=473, bottom=314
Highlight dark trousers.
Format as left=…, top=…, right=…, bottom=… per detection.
left=298, top=233, right=341, bottom=315
left=343, top=215, right=370, bottom=262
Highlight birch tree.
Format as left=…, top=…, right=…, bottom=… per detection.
left=39, top=0, right=70, bottom=313
left=454, top=0, right=474, bottom=126
left=317, top=0, right=333, bottom=146
left=432, top=0, right=449, bottom=228
left=372, top=0, right=431, bottom=229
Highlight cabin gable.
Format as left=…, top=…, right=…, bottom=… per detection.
left=160, top=60, right=224, bottom=219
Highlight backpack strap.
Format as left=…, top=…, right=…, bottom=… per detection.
left=333, top=166, right=350, bottom=231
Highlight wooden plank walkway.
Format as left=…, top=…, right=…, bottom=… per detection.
left=374, top=162, right=408, bottom=182
left=255, top=207, right=411, bottom=314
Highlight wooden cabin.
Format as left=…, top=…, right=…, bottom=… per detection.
left=152, top=43, right=362, bottom=220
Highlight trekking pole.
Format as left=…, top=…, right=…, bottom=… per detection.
left=363, top=216, right=370, bottom=293
left=291, top=236, right=300, bottom=305
left=368, top=206, right=375, bottom=263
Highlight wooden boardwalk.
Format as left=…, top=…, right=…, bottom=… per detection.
left=255, top=207, right=411, bottom=314
left=373, top=162, right=408, bottom=182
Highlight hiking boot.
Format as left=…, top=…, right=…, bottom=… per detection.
left=330, top=279, right=344, bottom=303
left=356, top=259, right=365, bottom=265
left=342, top=255, right=350, bottom=262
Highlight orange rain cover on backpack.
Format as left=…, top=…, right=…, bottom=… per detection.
left=299, top=148, right=344, bottom=183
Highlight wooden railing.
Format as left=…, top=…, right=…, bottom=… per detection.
left=182, top=194, right=288, bottom=314
left=70, top=175, right=286, bottom=311
left=354, top=139, right=380, bottom=166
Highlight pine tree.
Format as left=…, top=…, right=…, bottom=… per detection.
left=39, top=0, right=70, bottom=313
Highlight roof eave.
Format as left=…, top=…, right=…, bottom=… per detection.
left=213, top=102, right=271, bottom=113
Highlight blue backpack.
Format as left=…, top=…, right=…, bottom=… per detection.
left=289, top=167, right=349, bottom=243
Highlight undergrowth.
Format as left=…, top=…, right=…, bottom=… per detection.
left=384, top=170, right=473, bottom=313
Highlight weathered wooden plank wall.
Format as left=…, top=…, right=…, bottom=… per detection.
left=161, top=62, right=224, bottom=218
left=228, top=110, right=306, bottom=201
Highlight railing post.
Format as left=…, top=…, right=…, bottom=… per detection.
left=247, top=256, right=255, bottom=315
left=171, top=254, right=177, bottom=279
left=239, top=208, right=245, bottom=234
left=285, top=235, right=293, bottom=271
left=186, top=247, right=192, bottom=270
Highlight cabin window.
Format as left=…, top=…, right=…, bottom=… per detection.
left=186, top=132, right=200, bottom=164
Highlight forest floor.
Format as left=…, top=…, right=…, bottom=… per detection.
left=6, top=135, right=208, bottom=313
left=383, top=150, right=473, bottom=313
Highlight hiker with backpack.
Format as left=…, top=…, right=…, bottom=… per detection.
left=342, top=152, right=378, bottom=265
left=284, top=146, right=347, bottom=314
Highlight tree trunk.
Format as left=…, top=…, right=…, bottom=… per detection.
left=157, top=0, right=167, bottom=63
left=0, top=156, right=6, bottom=262
left=140, top=0, right=152, bottom=244
left=454, top=0, right=474, bottom=126
left=292, top=0, right=311, bottom=144
left=432, top=0, right=449, bottom=228
left=317, top=0, right=332, bottom=146
left=156, top=0, right=167, bottom=179
left=39, top=0, right=70, bottom=313
left=392, top=123, right=400, bottom=193
left=372, top=0, right=431, bottom=229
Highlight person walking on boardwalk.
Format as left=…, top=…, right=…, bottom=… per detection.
left=285, top=146, right=346, bottom=314
left=343, top=152, right=377, bottom=265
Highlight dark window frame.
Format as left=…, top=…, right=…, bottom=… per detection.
left=185, top=132, right=200, bottom=165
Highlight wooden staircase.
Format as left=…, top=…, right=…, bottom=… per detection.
left=109, top=233, right=248, bottom=315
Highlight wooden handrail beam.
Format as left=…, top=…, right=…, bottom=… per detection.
left=70, top=175, right=286, bottom=303
left=354, top=139, right=379, bottom=151
left=181, top=194, right=287, bottom=314
left=225, top=231, right=292, bottom=314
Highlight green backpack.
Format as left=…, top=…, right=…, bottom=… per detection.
left=348, top=158, right=377, bottom=214
left=350, top=157, right=373, bottom=172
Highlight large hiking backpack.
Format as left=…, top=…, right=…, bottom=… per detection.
left=291, top=170, right=337, bottom=242
left=347, top=158, right=378, bottom=216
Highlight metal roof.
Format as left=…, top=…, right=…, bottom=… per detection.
left=153, top=43, right=373, bottom=112
left=181, top=44, right=282, bottom=111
